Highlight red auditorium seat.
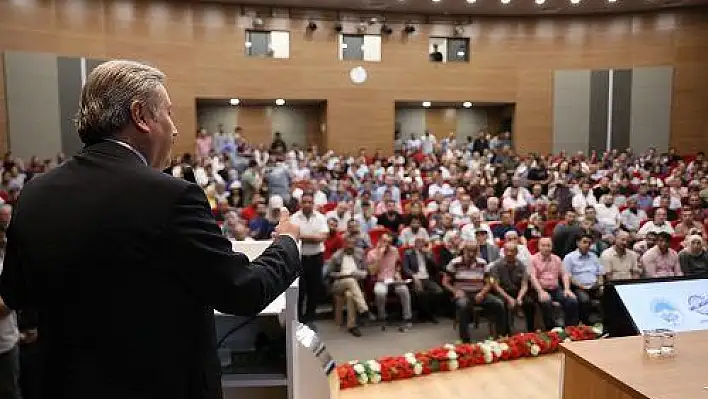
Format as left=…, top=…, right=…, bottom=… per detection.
left=527, top=238, right=539, bottom=255
left=639, top=219, right=649, bottom=229
left=670, top=235, right=685, bottom=251
left=431, top=244, right=444, bottom=264
left=543, top=220, right=559, bottom=237
left=320, top=202, right=337, bottom=213
left=671, top=220, right=681, bottom=228
left=515, top=220, right=528, bottom=233
left=368, top=227, right=389, bottom=247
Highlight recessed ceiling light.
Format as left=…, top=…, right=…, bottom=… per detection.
left=229, top=98, right=240, bottom=106
left=275, top=98, right=285, bottom=106
left=501, top=0, right=511, bottom=4
left=608, top=0, right=617, bottom=2
left=570, top=0, right=580, bottom=4
left=535, top=0, right=546, bottom=4
left=466, top=0, right=476, bottom=3
left=462, top=101, right=472, bottom=108
left=432, top=0, right=441, bottom=3
left=422, top=101, right=432, bottom=107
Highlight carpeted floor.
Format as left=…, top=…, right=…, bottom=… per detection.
left=316, top=316, right=528, bottom=362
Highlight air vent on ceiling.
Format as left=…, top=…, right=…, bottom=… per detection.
left=540, top=6, right=562, bottom=13
left=661, top=0, right=684, bottom=5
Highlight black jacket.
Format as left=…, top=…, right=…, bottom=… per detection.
left=0, top=141, right=301, bottom=399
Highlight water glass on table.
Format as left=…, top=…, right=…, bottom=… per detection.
left=643, top=329, right=676, bottom=358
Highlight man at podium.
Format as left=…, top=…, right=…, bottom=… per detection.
left=0, top=60, right=302, bottom=399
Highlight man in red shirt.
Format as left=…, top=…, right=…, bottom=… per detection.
left=324, top=217, right=344, bottom=261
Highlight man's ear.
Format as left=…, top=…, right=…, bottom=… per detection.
left=130, top=101, right=151, bottom=134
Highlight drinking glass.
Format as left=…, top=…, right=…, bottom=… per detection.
left=658, top=328, right=676, bottom=357
left=643, top=330, right=662, bottom=358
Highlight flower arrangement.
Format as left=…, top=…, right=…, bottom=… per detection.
left=337, top=325, right=603, bottom=389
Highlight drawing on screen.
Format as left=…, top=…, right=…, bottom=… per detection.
left=688, top=294, right=708, bottom=316
left=650, top=298, right=683, bottom=327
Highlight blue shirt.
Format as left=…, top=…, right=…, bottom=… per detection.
left=563, top=249, right=602, bottom=287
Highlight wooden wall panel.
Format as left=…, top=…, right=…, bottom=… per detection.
left=237, top=107, right=271, bottom=146
left=425, top=108, right=457, bottom=137
left=0, top=0, right=707, bottom=156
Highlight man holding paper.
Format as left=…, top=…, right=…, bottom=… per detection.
left=0, top=60, right=302, bottom=399
left=367, top=232, right=413, bottom=332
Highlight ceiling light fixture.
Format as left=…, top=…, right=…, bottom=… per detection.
left=570, top=0, right=581, bottom=4
left=422, top=101, right=432, bottom=107
left=403, top=24, right=416, bottom=34
left=334, top=22, right=343, bottom=32
left=608, top=0, right=617, bottom=2
left=229, top=98, right=240, bottom=106
left=462, top=101, right=472, bottom=108
left=381, top=24, right=393, bottom=35
left=275, top=98, right=285, bottom=106
left=466, top=0, right=476, bottom=3
left=535, top=0, right=546, bottom=4
left=432, top=0, right=441, bottom=2
left=501, top=0, right=511, bottom=4
left=307, top=21, right=317, bottom=31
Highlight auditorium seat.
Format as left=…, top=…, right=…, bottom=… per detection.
left=670, top=235, right=685, bottom=251
left=368, top=227, right=389, bottom=247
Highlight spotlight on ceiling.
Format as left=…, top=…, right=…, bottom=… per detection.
left=466, top=0, right=476, bottom=3
left=432, top=0, right=441, bottom=2
left=357, top=22, right=367, bottom=33
left=535, top=0, right=546, bottom=4
left=334, top=22, right=343, bottom=33
left=307, top=21, right=317, bottom=31
left=500, top=0, right=511, bottom=4
left=608, top=0, right=617, bottom=2
left=570, top=0, right=581, bottom=4
left=403, top=24, right=416, bottom=34
left=252, top=17, right=264, bottom=28
left=462, top=101, right=472, bottom=108
left=229, top=98, right=240, bottom=106
left=454, top=25, right=465, bottom=36
left=422, top=101, right=432, bottom=107
left=381, top=24, right=393, bottom=35
left=275, top=98, right=285, bottom=106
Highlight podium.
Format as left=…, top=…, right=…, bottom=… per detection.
left=215, top=240, right=339, bottom=399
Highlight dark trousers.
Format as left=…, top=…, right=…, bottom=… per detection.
left=19, top=342, right=41, bottom=399
left=298, top=253, right=325, bottom=323
left=413, top=279, right=443, bottom=320
left=531, top=287, right=580, bottom=329
left=0, top=345, right=20, bottom=399
left=455, top=293, right=508, bottom=341
left=507, top=291, right=536, bottom=333
left=572, top=285, right=601, bottom=325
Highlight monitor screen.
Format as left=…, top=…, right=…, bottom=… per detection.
left=614, top=278, right=708, bottom=333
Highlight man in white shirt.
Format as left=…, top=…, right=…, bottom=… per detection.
left=572, top=181, right=597, bottom=216
left=637, top=208, right=675, bottom=239
left=594, top=194, right=621, bottom=234
left=450, top=194, right=480, bottom=226
left=499, top=231, right=532, bottom=268
left=420, top=131, right=437, bottom=155
left=427, top=175, right=454, bottom=198
left=325, top=201, right=352, bottom=232
left=291, top=193, right=329, bottom=324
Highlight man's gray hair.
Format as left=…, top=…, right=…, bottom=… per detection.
left=75, top=60, right=165, bottom=144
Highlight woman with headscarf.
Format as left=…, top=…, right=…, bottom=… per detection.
left=679, top=235, right=708, bottom=276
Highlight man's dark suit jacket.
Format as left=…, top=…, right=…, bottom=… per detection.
left=402, top=249, right=439, bottom=281
left=0, top=141, right=302, bottom=399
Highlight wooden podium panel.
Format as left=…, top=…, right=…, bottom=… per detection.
left=560, top=331, right=708, bottom=399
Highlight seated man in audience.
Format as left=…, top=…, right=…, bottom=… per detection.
left=475, top=229, right=500, bottom=264
left=482, top=197, right=502, bottom=222
left=491, top=210, right=518, bottom=240
left=450, top=194, right=479, bottom=226
left=489, top=243, right=534, bottom=333
left=642, top=232, right=682, bottom=278
left=248, top=202, right=276, bottom=240
left=637, top=207, right=674, bottom=238
left=600, top=230, right=641, bottom=281
left=325, top=201, right=352, bottom=231
left=438, top=231, right=462, bottom=268
left=402, top=237, right=443, bottom=323
left=398, top=216, right=430, bottom=246
left=499, top=230, right=532, bottom=268
left=619, top=196, right=647, bottom=241
left=324, top=217, right=344, bottom=261
left=377, top=199, right=404, bottom=235
left=633, top=231, right=657, bottom=257
left=674, top=206, right=707, bottom=236
left=367, top=232, right=413, bottom=332
left=528, top=238, right=579, bottom=329
left=443, top=241, right=506, bottom=342
left=563, top=234, right=604, bottom=325
left=327, top=235, right=376, bottom=337
left=353, top=203, right=378, bottom=235
left=346, top=218, right=371, bottom=250
left=679, top=235, right=708, bottom=276
left=460, top=210, right=494, bottom=244
left=594, top=194, right=621, bottom=235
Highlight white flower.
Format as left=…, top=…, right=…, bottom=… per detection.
left=499, top=343, right=509, bottom=352
left=366, top=360, right=381, bottom=372
left=551, top=327, right=564, bottom=334
left=483, top=350, right=494, bottom=364
left=448, top=360, right=459, bottom=370
left=348, top=360, right=359, bottom=365
left=488, top=342, right=503, bottom=357
left=447, top=350, right=458, bottom=360
left=404, top=353, right=417, bottom=364
left=357, top=373, right=369, bottom=385
left=370, top=373, right=382, bottom=384
left=443, top=343, right=455, bottom=350
left=413, top=363, right=423, bottom=375
left=563, top=337, right=572, bottom=343
left=353, top=364, right=366, bottom=374
left=592, top=325, right=603, bottom=335
left=530, top=344, right=541, bottom=356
